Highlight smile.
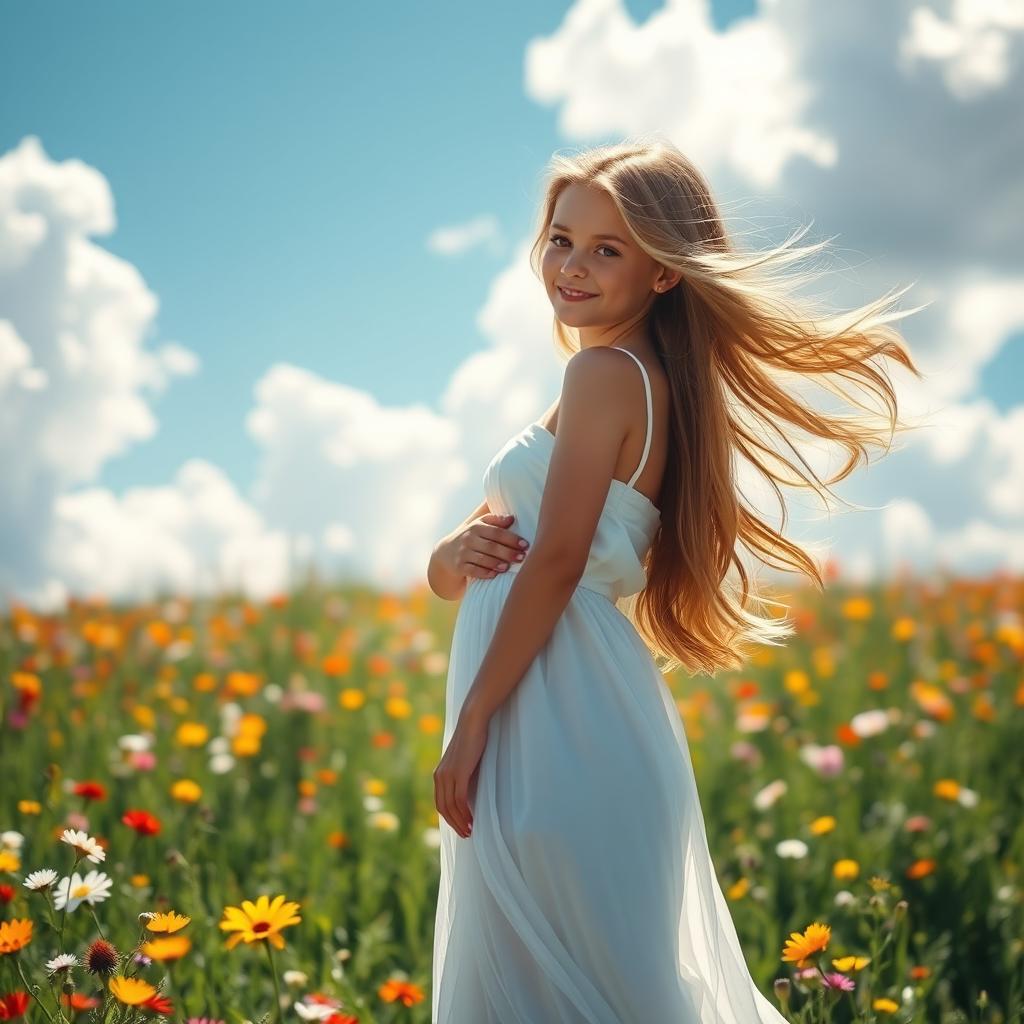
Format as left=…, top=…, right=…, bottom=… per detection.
left=558, top=286, right=597, bottom=300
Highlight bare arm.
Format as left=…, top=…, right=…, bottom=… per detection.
left=459, top=348, right=631, bottom=725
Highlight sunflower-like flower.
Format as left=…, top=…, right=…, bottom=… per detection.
left=219, top=894, right=301, bottom=950
left=146, top=910, right=191, bottom=934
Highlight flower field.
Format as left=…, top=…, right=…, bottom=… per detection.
left=1, top=572, right=1022, bottom=1023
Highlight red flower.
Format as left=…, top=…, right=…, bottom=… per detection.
left=73, top=781, right=108, bottom=802
left=0, top=991, right=31, bottom=1020
left=121, top=810, right=162, bottom=836
left=0, top=885, right=15, bottom=905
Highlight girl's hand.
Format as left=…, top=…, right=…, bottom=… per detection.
left=433, top=712, right=489, bottom=838
left=440, top=512, right=530, bottom=581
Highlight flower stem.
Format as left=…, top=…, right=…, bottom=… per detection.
left=263, top=940, right=283, bottom=1024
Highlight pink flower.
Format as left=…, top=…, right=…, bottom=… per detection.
left=822, top=972, right=855, bottom=991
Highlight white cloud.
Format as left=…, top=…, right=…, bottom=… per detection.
left=426, top=214, right=503, bottom=256
left=524, top=0, right=837, bottom=190
left=900, top=0, right=1024, bottom=99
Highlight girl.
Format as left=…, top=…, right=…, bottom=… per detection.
left=427, top=137, right=923, bottom=1023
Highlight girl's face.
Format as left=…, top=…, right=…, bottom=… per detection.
left=541, top=182, right=673, bottom=340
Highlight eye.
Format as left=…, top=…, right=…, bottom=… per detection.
left=548, top=234, right=620, bottom=257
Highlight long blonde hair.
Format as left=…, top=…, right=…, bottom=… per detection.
left=528, top=137, right=928, bottom=676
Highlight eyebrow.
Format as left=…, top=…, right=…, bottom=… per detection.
left=550, top=222, right=630, bottom=246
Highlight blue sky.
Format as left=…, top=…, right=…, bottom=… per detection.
left=1, top=0, right=1022, bottom=607
left=3, top=0, right=758, bottom=493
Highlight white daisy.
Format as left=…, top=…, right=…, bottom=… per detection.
left=60, top=828, right=106, bottom=864
left=53, top=870, right=114, bottom=912
left=23, top=868, right=59, bottom=891
left=45, top=953, right=78, bottom=975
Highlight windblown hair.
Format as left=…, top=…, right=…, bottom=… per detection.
left=528, top=137, right=928, bottom=677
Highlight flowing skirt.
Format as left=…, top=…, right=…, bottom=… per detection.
left=432, top=571, right=789, bottom=1023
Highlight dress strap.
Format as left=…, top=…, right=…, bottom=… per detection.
left=613, top=348, right=653, bottom=489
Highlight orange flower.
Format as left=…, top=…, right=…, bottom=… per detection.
left=378, top=978, right=425, bottom=1007
left=906, top=858, right=936, bottom=879
left=0, top=918, right=33, bottom=954
left=781, top=922, right=831, bottom=964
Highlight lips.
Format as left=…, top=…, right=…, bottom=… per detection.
left=558, top=286, right=597, bottom=298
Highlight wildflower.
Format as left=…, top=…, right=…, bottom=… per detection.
left=775, top=839, right=808, bottom=859
left=60, top=829, right=105, bottom=864
left=146, top=911, right=191, bottom=934
left=53, top=871, right=113, bottom=912
left=22, top=869, right=58, bottom=892
left=85, top=938, right=120, bottom=976
left=781, top=922, right=831, bottom=964
left=822, top=972, right=855, bottom=991
left=809, top=816, right=836, bottom=836
left=873, top=996, right=900, bottom=1013
left=753, top=779, right=787, bottom=810
left=850, top=709, right=889, bottom=738
left=45, top=953, right=78, bottom=975
left=0, top=919, right=33, bottom=955
left=832, top=955, right=871, bottom=971
left=833, top=859, right=859, bottom=880
left=378, top=978, right=425, bottom=1007
left=71, top=781, right=107, bottom=801
left=109, top=976, right=157, bottom=1005
left=140, top=936, right=191, bottom=961
left=121, top=810, right=161, bottom=836
left=0, top=991, right=31, bottom=1019
left=219, top=894, right=301, bottom=950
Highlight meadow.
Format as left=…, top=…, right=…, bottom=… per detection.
left=1, top=569, right=1022, bottom=1023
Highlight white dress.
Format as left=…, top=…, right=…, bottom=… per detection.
left=432, top=348, right=789, bottom=1023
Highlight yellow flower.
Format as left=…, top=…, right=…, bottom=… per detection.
left=832, top=955, right=871, bottom=971
left=385, top=696, right=412, bottom=719
left=140, top=935, right=191, bottom=961
left=783, top=670, right=809, bottom=695
left=146, top=911, right=191, bottom=934
left=219, top=894, right=302, bottom=951
left=872, top=997, right=900, bottom=1013
left=18, top=800, right=42, bottom=815
left=726, top=877, right=750, bottom=900
left=176, top=722, right=209, bottom=747
left=130, top=875, right=150, bottom=888
left=339, top=688, right=366, bottom=710
left=891, top=617, right=916, bottom=641
left=809, top=816, right=836, bottom=836
left=841, top=597, right=873, bottom=621
left=226, top=671, right=261, bottom=697
left=781, top=922, right=831, bottom=964
left=365, top=778, right=388, bottom=796
left=170, top=779, right=202, bottom=803
left=933, top=779, right=960, bottom=801
left=0, top=850, right=21, bottom=873
left=109, top=976, right=157, bottom=1005
left=833, top=859, right=859, bottom=880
